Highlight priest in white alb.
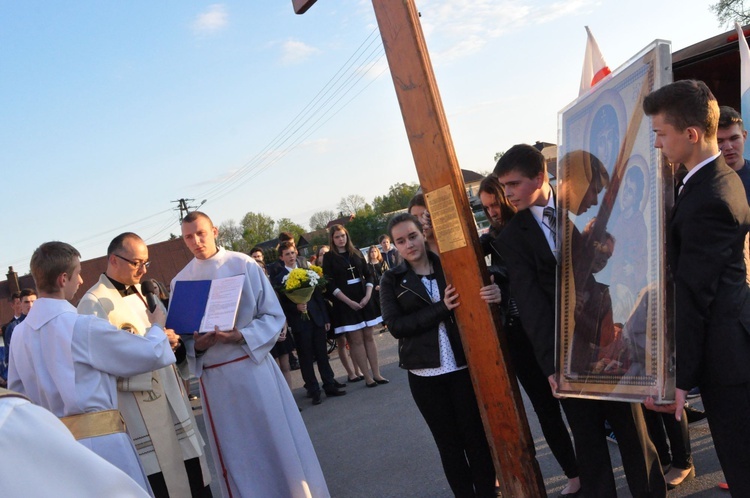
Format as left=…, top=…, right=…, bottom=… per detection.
left=78, top=232, right=212, bottom=498
left=172, top=211, right=330, bottom=498
left=8, top=241, right=177, bottom=495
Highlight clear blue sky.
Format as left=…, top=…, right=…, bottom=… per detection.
left=1, top=1, right=725, bottom=275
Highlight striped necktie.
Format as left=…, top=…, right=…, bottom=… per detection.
left=543, top=206, right=557, bottom=247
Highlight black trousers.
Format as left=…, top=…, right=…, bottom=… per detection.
left=506, top=319, right=579, bottom=478
left=561, top=398, right=665, bottom=498
left=148, top=457, right=212, bottom=498
left=293, top=319, right=335, bottom=393
left=642, top=405, right=692, bottom=469
left=408, top=368, right=496, bottom=498
left=701, top=381, right=750, bottom=496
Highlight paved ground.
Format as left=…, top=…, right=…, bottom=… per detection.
left=191, top=331, right=730, bottom=497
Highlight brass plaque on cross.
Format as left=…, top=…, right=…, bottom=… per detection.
left=425, top=185, right=467, bottom=252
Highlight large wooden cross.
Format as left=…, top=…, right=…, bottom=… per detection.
left=296, top=2, right=546, bottom=496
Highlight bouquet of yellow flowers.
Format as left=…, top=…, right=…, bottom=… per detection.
left=278, top=265, right=327, bottom=320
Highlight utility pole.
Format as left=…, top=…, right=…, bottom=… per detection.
left=171, top=198, right=206, bottom=222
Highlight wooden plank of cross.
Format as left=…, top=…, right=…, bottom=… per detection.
left=294, top=1, right=546, bottom=496
left=292, top=0, right=317, bottom=15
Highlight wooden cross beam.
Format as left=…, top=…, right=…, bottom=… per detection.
left=292, top=0, right=317, bottom=15
left=295, top=1, right=546, bottom=496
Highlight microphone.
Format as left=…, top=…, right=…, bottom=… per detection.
left=141, top=280, right=161, bottom=313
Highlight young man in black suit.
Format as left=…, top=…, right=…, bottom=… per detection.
left=643, top=80, right=750, bottom=495
left=493, top=144, right=665, bottom=498
left=275, top=241, right=345, bottom=405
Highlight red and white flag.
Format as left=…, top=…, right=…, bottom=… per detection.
left=579, top=26, right=611, bottom=96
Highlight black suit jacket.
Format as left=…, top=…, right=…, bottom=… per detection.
left=669, top=157, right=750, bottom=389
left=274, top=267, right=330, bottom=331
left=493, top=209, right=559, bottom=377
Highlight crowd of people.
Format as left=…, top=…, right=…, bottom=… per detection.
left=0, top=78, right=749, bottom=498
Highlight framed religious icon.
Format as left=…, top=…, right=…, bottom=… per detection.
left=555, top=40, right=675, bottom=402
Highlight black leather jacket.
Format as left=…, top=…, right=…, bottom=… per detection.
left=379, top=252, right=466, bottom=370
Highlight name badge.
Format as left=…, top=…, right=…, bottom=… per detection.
left=347, top=278, right=362, bottom=285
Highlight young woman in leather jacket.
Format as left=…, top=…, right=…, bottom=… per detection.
left=380, top=212, right=501, bottom=498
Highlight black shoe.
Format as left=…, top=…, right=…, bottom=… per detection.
left=332, top=380, right=347, bottom=389
left=325, top=387, right=347, bottom=397
left=685, top=405, right=707, bottom=424
left=366, top=381, right=378, bottom=388
left=374, top=378, right=389, bottom=385
left=311, top=391, right=322, bottom=405
left=289, top=354, right=300, bottom=370
left=348, top=376, right=365, bottom=383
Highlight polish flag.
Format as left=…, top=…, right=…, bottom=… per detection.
left=735, top=22, right=750, bottom=160
left=579, top=26, right=611, bottom=96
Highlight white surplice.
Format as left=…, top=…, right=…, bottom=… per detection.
left=78, top=274, right=210, bottom=497
left=8, top=298, right=176, bottom=495
left=172, top=248, right=330, bottom=498
left=0, top=390, right=150, bottom=498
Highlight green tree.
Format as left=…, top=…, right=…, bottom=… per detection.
left=218, top=219, right=250, bottom=252
left=345, top=212, right=388, bottom=249
left=276, top=218, right=306, bottom=240
left=309, top=210, right=337, bottom=230
left=711, top=0, right=750, bottom=26
left=241, top=211, right=275, bottom=247
left=372, top=182, right=419, bottom=214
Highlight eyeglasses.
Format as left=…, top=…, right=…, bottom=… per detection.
left=115, top=254, right=151, bottom=271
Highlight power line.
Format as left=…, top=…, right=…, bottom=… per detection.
left=194, top=29, right=386, bottom=203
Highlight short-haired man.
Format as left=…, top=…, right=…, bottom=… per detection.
left=1, top=292, right=21, bottom=336
left=493, top=144, right=665, bottom=497
left=717, top=105, right=750, bottom=204
left=173, top=211, right=329, bottom=497
left=275, top=241, right=345, bottom=405
left=1, top=292, right=22, bottom=381
left=3, top=288, right=37, bottom=376
left=249, top=246, right=265, bottom=266
left=643, top=80, right=750, bottom=494
left=268, top=232, right=305, bottom=281
left=9, top=241, right=176, bottom=493
left=478, top=175, right=581, bottom=496
left=378, top=234, right=400, bottom=268
left=77, top=232, right=212, bottom=498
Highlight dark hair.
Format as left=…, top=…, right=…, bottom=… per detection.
left=249, top=246, right=263, bottom=255
left=9, top=291, right=21, bottom=301
left=107, top=232, right=142, bottom=256
left=477, top=175, right=516, bottom=226
left=327, top=224, right=361, bottom=259
left=719, top=105, right=744, bottom=131
left=182, top=211, right=213, bottom=226
left=278, top=232, right=295, bottom=243
left=407, top=193, right=426, bottom=213
left=493, top=144, right=547, bottom=179
left=30, top=241, right=81, bottom=294
left=277, top=240, right=296, bottom=257
left=377, top=234, right=391, bottom=244
left=387, top=213, right=423, bottom=240
left=20, top=288, right=37, bottom=299
left=642, top=79, right=718, bottom=138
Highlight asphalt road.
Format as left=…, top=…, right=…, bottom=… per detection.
left=191, top=331, right=730, bottom=497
